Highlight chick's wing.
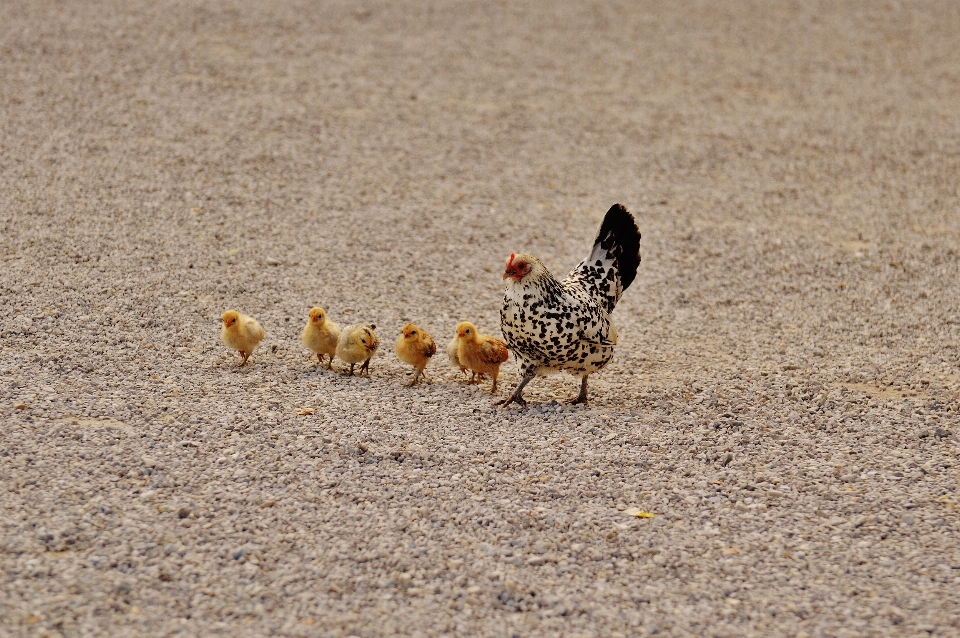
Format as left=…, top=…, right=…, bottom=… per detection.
left=479, top=338, right=509, bottom=364
left=421, top=335, right=437, bottom=358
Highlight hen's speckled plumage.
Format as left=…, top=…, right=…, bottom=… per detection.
left=499, top=204, right=641, bottom=405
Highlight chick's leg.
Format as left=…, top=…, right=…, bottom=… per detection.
left=317, top=353, right=324, bottom=366
left=405, top=369, right=421, bottom=387
left=238, top=351, right=250, bottom=367
left=566, top=375, right=589, bottom=405
left=497, top=368, right=536, bottom=407
left=467, top=372, right=486, bottom=385
left=359, top=359, right=371, bottom=376
left=347, top=363, right=355, bottom=376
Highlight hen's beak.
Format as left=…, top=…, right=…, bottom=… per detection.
left=502, top=271, right=510, bottom=280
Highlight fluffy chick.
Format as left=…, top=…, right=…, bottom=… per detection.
left=455, top=321, right=509, bottom=393
left=336, top=324, right=380, bottom=376
left=301, top=307, right=341, bottom=369
left=447, top=336, right=467, bottom=377
left=447, top=334, right=486, bottom=383
left=221, top=310, right=265, bottom=366
left=396, top=324, right=437, bottom=386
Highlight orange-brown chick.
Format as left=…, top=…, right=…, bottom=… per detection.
left=455, top=321, right=509, bottom=393
left=396, top=323, right=437, bottom=386
left=447, top=334, right=485, bottom=383
left=301, top=307, right=341, bottom=369
left=221, top=310, right=265, bottom=366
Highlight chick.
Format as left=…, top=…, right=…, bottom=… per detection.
left=447, top=334, right=485, bottom=383
left=396, top=324, right=437, bottom=386
left=447, top=336, right=467, bottom=377
left=301, top=307, right=341, bottom=369
left=220, top=310, right=265, bottom=366
left=455, top=321, right=509, bottom=393
left=336, top=324, right=380, bottom=376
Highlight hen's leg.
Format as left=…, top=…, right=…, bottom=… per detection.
left=497, top=368, right=535, bottom=407
left=566, top=376, right=589, bottom=405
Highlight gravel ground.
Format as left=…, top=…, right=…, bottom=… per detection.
left=3, top=1, right=960, bottom=636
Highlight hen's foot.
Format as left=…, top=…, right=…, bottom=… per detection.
left=564, top=376, right=589, bottom=405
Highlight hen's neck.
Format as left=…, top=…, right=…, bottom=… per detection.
left=506, top=270, right=563, bottom=299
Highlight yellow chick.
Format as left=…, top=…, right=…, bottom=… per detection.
left=396, top=324, right=437, bottom=386
left=221, top=310, right=265, bottom=366
left=336, top=324, right=380, bottom=376
left=301, top=307, right=341, bottom=369
left=455, top=321, right=509, bottom=393
left=447, top=336, right=467, bottom=377
left=447, top=334, right=485, bottom=383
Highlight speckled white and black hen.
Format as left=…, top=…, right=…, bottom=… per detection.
left=498, top=204, right=641, bottom=406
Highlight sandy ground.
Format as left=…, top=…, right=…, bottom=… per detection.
left=2, top=1, right=960, bottom=636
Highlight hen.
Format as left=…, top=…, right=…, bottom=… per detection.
left=498, top=203, right=641, bottom=406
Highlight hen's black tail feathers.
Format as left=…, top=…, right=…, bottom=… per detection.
left=594, top=203, right=642, bottom=292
